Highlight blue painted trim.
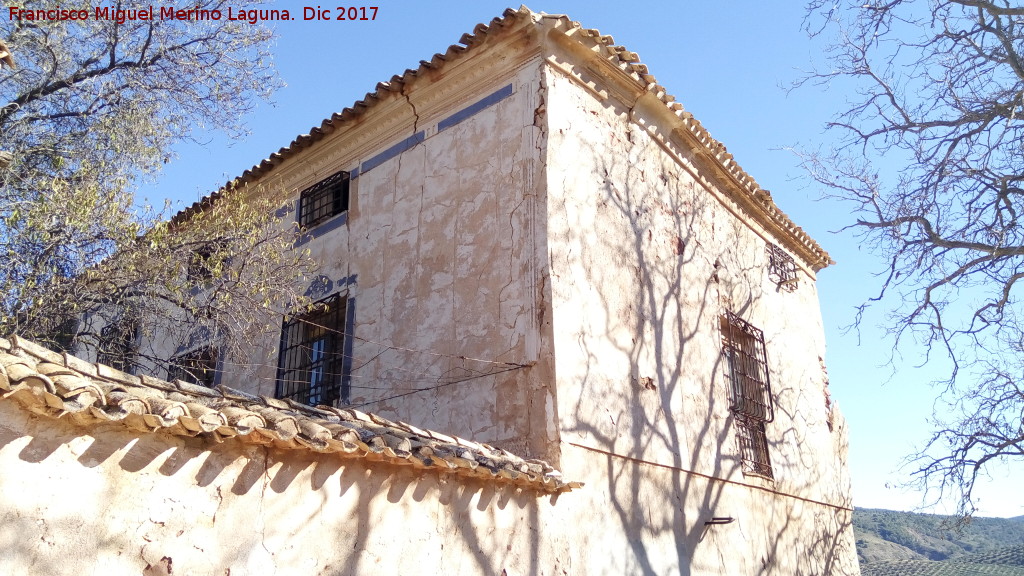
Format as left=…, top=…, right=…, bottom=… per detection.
left=341, top=295, right=355, bottom=404
left=349, top=166, right=360, bottom=180
left=438, top=84, right=514, bottom=132
left=273, top=313, right=288, bottom=400
left=360, top=131, right=425, bottom=175
left=294, top=211, right=348, bottom=247
left=273, top=203, right=292, bottom=219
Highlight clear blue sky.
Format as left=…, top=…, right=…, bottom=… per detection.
left=145, top=1, right=1022, bottom=517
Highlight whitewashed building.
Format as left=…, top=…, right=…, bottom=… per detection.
left=0, top=7, right=860, bottom=575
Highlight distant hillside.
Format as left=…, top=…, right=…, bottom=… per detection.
left=854, top=508, right=1024, bottom=572
left=859, top=545, right=1024, bottom=576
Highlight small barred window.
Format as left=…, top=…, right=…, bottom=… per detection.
left=187, top=241, right=226, bottom=283
left=168, top=346, right=219, bottom=387
left=97, top=317, right=138, bottom=374
left=766, top=243, right=798, bottom=291
left=299, top=171, right=349, bottom=228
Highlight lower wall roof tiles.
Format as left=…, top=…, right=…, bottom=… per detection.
left=0, top=335, right=581, bottom=494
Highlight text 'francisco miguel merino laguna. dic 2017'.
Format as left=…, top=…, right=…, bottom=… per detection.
left=5, top=6, right=378, bottom=24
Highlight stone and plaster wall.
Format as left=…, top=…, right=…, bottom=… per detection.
left=0, top=400, right=577, bottom=576
left=134, top=24, right=559, bottom=462
left=538, top=29, right=860, bottom=576
left=316, top=63, right=551, bottom=458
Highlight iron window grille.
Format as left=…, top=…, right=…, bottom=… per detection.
left=48, top=317, right=78, bottom=353
left=734, top=413, right=774, bottom=479
left=187, top=241, right=227, bottom=283
left=299, top=171, right=349, bottom=228
left=97, top=317, right=138, bottom=374
left=276, top=292, right=347, bottom=407
left=167, top=346, right=219, bottom=387
left=720, top=311, right=774, bottom=422
left=721, top=311, right=775, bottom=479
left=766, top=242, right=798, bottom=291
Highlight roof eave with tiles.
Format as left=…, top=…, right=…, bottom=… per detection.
left=0, top=335, right=581, bottom=494
left=172, top=5, right=832, bottom=271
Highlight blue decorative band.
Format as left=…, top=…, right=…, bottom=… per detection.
left=360, top=131, right=425, bottom=175
left=438, top=84, right=514, bottom=132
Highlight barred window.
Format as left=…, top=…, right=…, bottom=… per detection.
left=187, top=241, right=226, bottom=283
left=97, top=317, right=138, bottom=374
left=720, top=311, right=774, bottom=422
left=299, top=171, right=349, bottom=228
left=47, top=317, right=78, bottom=353
left=721, top=311, right=775, bottom=478
left=734, top=413, right=774, bottom=479
left=766, top=242, right=798, bottom=291
left=276, top=293, right=347, bottom=407
left=167, top=346, right=219, bottom=387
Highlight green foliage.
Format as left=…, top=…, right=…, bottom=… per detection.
left=859, top=546, right=1024, bottom=576
left=0, top=0, right=279, bottom=197
left=0, top=175, right=314, bottom=368
left=0, top=1, right=314, bottom=369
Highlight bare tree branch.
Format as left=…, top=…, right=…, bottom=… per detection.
left=804, top=0, right=1024, bottom=518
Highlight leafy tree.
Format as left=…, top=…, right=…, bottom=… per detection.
left=800, top=0, right=1024, bottom=517
left=0, top=2, right=313, bottom=376
left=1, top=0, right=276, bottom=196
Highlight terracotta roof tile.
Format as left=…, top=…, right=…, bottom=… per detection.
left=0, top=335, right=580, bottom=493
left=171, top=6, right=831, bottom=271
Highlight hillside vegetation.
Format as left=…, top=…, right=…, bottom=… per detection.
left=859, top=545, right=1024, bottom=576
left=855, top=508, right=1024, bottom=575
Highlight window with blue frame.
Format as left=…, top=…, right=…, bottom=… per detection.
left=276, top=293, right=347, bottom=406
left=299, top=171, right=349, bottom=228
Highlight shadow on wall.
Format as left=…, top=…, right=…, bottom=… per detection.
left=551, top=88, right=854, bottom=575
left=0, top=401, right=559, bottom=575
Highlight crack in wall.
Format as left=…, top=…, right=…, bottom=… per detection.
left=403, top=86, right=421, bottom=134
left=503, top=195, right=528, bottom=324
left=258, top=447, right=276, bottom=573
left=374, top=91, right=423, bottom=382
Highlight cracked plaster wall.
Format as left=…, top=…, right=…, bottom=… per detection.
left=333, top=68, right=550, bottom=459
left=194, top=55, right=559, bottom=462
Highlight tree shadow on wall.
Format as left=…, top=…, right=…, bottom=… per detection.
left=551, top=97, right=855, bottom=575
